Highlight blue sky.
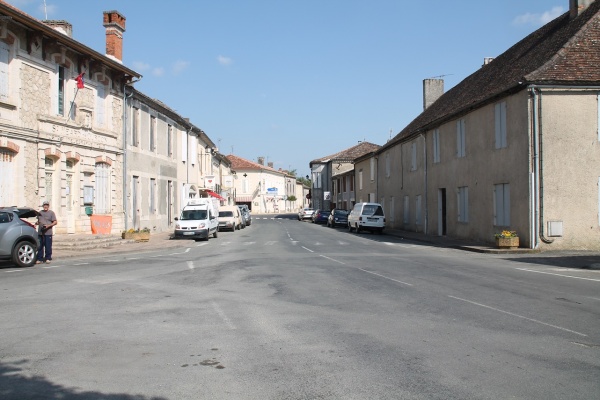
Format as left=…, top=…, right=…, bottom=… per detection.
left=8, top=0, right=564, bottom=178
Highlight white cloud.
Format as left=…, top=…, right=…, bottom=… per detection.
left=152, top=67, right=165, bottom=77
left=217, top=55, right=233, bottom=66
left=172, top=60, right=190, bottom=75
left=513, top=6, right=565, bottom=26
left=132, top=61, right=151, bottom=71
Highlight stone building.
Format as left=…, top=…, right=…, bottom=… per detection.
left=377, top=0, right=600, bottom=250
left=0, top=3, right=140, bottom=234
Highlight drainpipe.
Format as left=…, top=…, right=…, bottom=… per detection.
left=529, top=85, right=553, bottom=246
left=420, top=133, right=428, bottom=234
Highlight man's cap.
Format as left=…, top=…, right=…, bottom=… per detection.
left=42, top=201, right=49, bottom=205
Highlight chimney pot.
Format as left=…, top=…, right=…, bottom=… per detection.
left=257, top=157, right=264, bottom=166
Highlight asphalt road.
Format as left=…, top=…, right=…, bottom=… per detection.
left=1, top=214, right=599, bottom=399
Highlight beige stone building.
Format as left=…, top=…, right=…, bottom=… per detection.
left=227, top=155, right=291, bottom=213
left=377, top=0, right=600, bottom=250
left=0, top=4, right=140, bottom=234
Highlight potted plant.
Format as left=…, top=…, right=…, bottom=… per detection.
left=495, top=230, right=519, bottom=249
left=122, top=227, right=151, bottom=242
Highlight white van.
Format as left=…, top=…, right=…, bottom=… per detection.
left=174, top=198, right=219, bottom=240
left=347, top=202, right=385, bottom=234
left=218, top=205, right=244, bottom=232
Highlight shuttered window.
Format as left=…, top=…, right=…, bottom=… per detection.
left=494, top=183, right=510, bottom=226
left=457, top=186, right=469, bottom=223
left=96, top=85, right=106, bottom=127
left=0, top=42, right=9, bottom=102
left=433, top=129, right=440, bottom=163
left=456, top=119, right=466, bottom=157
left=495, top=101, right=507, bottom=149
left=95, top=162, right=111, bottom=214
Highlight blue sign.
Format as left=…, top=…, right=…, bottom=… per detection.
left=267, top=187, right=278, bottom=195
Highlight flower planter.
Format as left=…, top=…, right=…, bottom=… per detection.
left=122, top=232, right=150, bottom=242
left=496, top=236, right=519, bottom=249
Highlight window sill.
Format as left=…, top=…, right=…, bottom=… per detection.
left=0, top=99, right=16, bottom=110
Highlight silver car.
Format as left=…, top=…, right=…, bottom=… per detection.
left=0, top=207, right=39, bottom=267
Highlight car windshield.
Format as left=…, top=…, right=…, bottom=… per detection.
left=362, top=205, right=384, bottom=216
left=334, top=210, right=348, bottom=216
left=180, top=210, right=207, bottom=220
left=219, top=211, right=234, bottom=217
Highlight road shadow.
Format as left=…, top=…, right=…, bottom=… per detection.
left=0, top=359, right=168, bottom=400
left=503, top=254, right=600, bottom=269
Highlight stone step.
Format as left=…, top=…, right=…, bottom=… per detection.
left=52, top=235, right=135, bottom=250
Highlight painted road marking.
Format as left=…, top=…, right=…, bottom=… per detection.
left=448, top=295, right=587, bottom=337
left=516, top=267, right=600, bottom=282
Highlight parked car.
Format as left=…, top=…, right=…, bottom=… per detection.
left=174, top=198, right=219, bottom=241
left=219, top=205, right=244, bottom=231
left=298, top=207, right=314, bottom=221
left=311, top=209, right=330, bottom=224
left=348, top=202, right=385, bottom=234
left=237, top=204, right=251, bottom=226
left=0, top=207, right=39, bottom=267
left=327, top=209, right=349, bottom=228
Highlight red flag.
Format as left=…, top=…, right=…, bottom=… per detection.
left=75, top=72, right=84, bottom=89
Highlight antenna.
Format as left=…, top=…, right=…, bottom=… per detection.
left=43, top=0, right=48, bottom=19
left=428, top=74, right=453, bottom=79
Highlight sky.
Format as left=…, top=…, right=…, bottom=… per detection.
left=7, top=0, right=566, bottom=178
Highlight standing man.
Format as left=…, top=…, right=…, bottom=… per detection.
left=37, top=200, right=57, bottom=264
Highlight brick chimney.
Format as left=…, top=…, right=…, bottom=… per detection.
left=570, top=0, right=594, bottom=18
left=103, top=10, right=126, bottom=62
left=268, top=162, right=274, bottom=169
left=423, top=78, right=444, bottom=111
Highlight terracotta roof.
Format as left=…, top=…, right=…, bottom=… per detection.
left=226, top=154, right=284, bottom=175
left=386, top=2, right=600, bottom=148
left=310, top=141, right=381, bottom=165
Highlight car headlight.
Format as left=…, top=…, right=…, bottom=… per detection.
left=175, top=223, right=181, bottom=229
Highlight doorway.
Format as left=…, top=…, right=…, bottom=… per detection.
left=438, top=188, right=447, bottom=236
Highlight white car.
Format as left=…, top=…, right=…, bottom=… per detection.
left=347, top=202, right=385, bottom=234
left=298, top=207, right=314, bottom=221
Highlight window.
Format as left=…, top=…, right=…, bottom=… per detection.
left=433, top=129, right=440, bottom=163
left=494, top=183, right=510, bottom=226
left=66, top=160, right=74, bottom=212
left=95, top=162, right=111, bottom=214
left=96, top=85, right=106, bottom=127
left=403, top=195, right=410, bottom=224
left=349, top=175, right=354, bottom=191
left=385, top=152, right=390, bottom=177
left=370, top=158, right=375, bottom=181
left=167, top=124, right=173, bottom=157
left=150, top=116, right=156, bottom=151
left=390, top=196, right=395, bottom=222
left=132, top=107, right=139, bottom=146
left=456, top=119, right=466, bottom=157
left=181, top=131, right=188, bottom=163
left=57, top=66, right=65, bottom=116
left=416, top=195, right=422, bottom=225
left=495, top=101, right=507, bottom=149
left=150, top=178, right=156, bottom=214
left=359, top=169, right=363, bottom=190
left=457, top=186, right=468, bottom=223
left=0, top=41, right=9, bottom=102
left=45, top=157, right=54, bottom=206
left=411, top=142, right=417, bottom=171
left=0, top=149, right=15, bottom=206
left=190, top=134, right=197, bottom=165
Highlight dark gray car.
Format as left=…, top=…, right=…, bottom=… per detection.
left=237, top=205, right=251, bottom=226
left=0, top=207, right=39, bottom=267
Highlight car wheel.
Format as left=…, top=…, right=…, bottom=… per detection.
left=13, top=240, right=37, bottom=268
left=348, top=223, right=353, bottom=233
left=213, top=228, right=218, bottom=238
left=355, top=224, right=361, bottom=234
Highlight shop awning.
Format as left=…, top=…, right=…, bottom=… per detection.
left=206, top=190, right=225, bottom=201
left=236, top=196, right=253, bottom=203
